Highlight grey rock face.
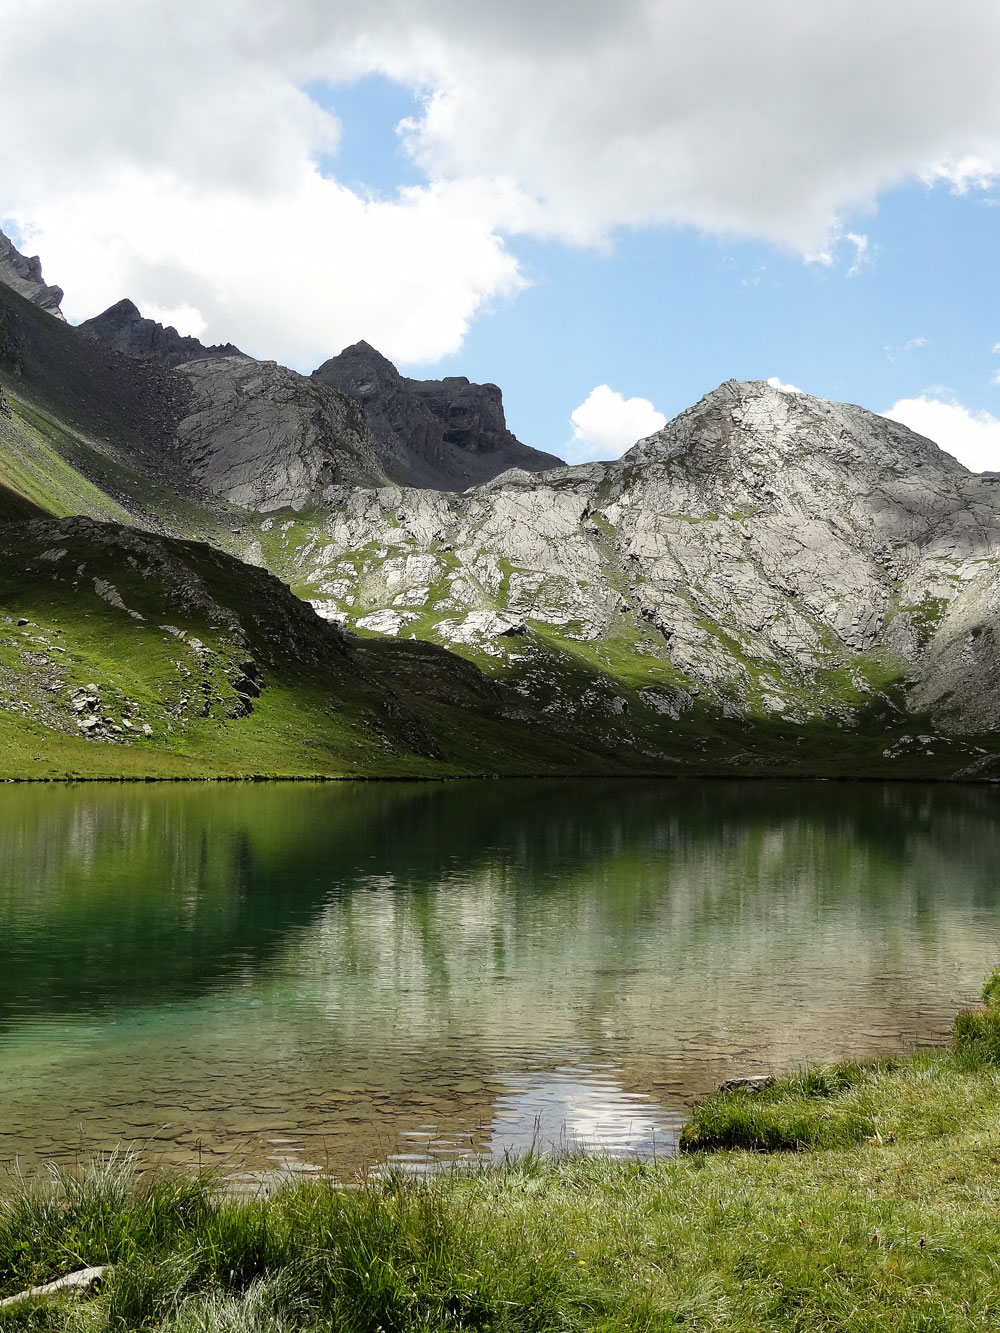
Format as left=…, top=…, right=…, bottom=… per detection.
left=285, top=380, right=1000, bottom=733
left=0, top=229, right=65, bottom=320
left=312, top=341, right=563, bottom=489
left=172, top=356, right=386, bottom=510
left=78, top=299, right=245, bottom=367
left=164, top=341, right=565, bottom=508
left=69, top=311, right=559, bottom=498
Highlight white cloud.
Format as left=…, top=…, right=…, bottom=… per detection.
left=920, top=155, right=999, bottom=193
left=568, top=385, right=667, bottom=461
left=844, top=233, right=871, bottom=277
left=883, top=396, right=1000, bottom=472
left=13, top=171, right=525, bottom=368
left=884, top=336, right=928, bottom=363
left=767, top=377, right=803, bottom=394
left=7, top=1, right=1000, bottom=362
left=805, top=231, right=872, bottom=274
left=386, top=1, right=1000, bottom=247
left=992, top=342, right=1000, bottom=355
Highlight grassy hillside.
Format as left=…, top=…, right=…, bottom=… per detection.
left=0, top=283, right=258, bottom=548
left=4, top=277, right=1000, bottom=780
left=0, top=515, right=677, bottom=780
left=3, top=512, right=990, bottom=781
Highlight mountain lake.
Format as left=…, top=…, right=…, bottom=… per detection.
left=0, top=777, right=997, bottom=1186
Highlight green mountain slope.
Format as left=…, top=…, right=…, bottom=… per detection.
left=0, top=281, right=254, bottom=544
left=4, top=261, right=1000, bottom=780
left=0, top=516, right=661, bottom=779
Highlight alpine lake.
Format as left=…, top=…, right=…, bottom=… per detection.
left=1, top=777, right=998, bottom=1188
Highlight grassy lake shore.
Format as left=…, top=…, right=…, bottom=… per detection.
left=2, top=980, right=1000, bottom=1331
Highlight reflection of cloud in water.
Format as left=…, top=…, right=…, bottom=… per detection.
left=385, top=1062, right=683, bottom=1172
left=491, top=1065, right=684, bottom=1158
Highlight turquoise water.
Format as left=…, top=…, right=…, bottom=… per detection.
left=0, top=778, right=998, bottom=1181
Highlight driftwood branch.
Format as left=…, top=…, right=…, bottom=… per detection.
left=0, top=1265, right=106, bottom=1309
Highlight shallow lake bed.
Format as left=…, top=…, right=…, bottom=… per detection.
left=0, top=778, right=997, bottom=1180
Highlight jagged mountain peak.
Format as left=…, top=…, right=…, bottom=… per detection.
left=77, top=298, right=245, bottom=369
left=0, top=228, right=65, bottom=321
left=314, top=340, right=404, bottom=397
left=624, top=376, right=969, bottom=482
left=313, top=340, right=563, bottom=489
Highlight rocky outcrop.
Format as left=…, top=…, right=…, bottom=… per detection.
left=164, top=341, right=565, bottom=508
left=171, top=356, right=387, bottom=510
left=0, top=229, right=65, bottom=320
left=78, top=299, right=245, bottom=367
left=312, top=341, right=563, bottom=489
left=67, top=312, right=561, bottom=499
left=280, top=380, right=1000, bottom=736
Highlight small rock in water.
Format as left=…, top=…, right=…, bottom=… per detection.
left=717, top=1075, right=774, bottom=1094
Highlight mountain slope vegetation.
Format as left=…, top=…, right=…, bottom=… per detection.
left=2, top=233, right=1000, bottom=780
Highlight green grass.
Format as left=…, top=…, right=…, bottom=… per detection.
left=3, top=980, right=1000, bottom=1328
left=0, top=503, right=998, bottom=783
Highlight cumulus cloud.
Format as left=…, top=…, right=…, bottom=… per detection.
left=883, top=396, right=1000, bottom=472
left=568, top=385, right=667, bottom=461
left=14, top=173, right=525, bottom=367
left=6, top=1, right=1000, bottom=363
left=387, top=0, right=1000, bottom=247
left=767, top=377, right=804, bottom=394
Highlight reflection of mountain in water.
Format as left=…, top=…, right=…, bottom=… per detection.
left=2, top=778, right=1000, bottom=1176
left=1, top=778, right=999, bottom=1037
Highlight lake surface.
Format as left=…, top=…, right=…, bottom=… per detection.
left=1, top=778, right=998, bottom=1183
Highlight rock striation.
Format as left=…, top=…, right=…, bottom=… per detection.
left=284, top=379, right=1000, bottom=737
left=5, top=230, right=1000, bottom=768
left=312, top=341, right=563, bottom=489
left=78, top=299, right=245, bottom=367
left=171, top=356, right=387, bottom=510
left=0, top=229, right=65, bottom=320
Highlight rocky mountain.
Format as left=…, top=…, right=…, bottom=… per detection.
left=312, top=341, right=563, bottom=489
left=3, top=241, right=1000, bottom=780
left=10, top=277, right=560, bottom=501
left=267, top=379, right=1000, bottom=762
left=0, top=229, right=65, bottom=321
left=0, top=514, right=705, bottom=780
left=78, top=298, right=244, bottom=367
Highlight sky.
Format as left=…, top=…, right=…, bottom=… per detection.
left=4, top=1, right=1000, bottom=468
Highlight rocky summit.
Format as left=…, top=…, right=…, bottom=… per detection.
left=276, top=378, right=1000, bottom=754
left=312, top=341, right=564, bottom=490
left=0, top=229, right=65, bottom=321
left=78, top=298, right=245, bottom=367
left=2, top=247, right=1000, bottom=780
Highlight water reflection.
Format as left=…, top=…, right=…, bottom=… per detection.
left=385, top=1063, right=683, bottom=1173
left=0, top=779, right=998, bottom=1178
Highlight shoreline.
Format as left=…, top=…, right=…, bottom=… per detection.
left=1, top=981, right=997, bottom=1328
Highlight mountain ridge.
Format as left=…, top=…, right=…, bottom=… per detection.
left=78, top=298, right=246, bottom=367
left=2, top=241, right=1000, bottom=779
left=0, top=229, right=65, bottom=321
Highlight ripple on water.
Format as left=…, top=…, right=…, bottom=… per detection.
left=1, top=778, right=1000, bottom=1179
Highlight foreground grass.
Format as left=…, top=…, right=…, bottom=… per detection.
left=4, top=983, right=1000, bottom=1331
